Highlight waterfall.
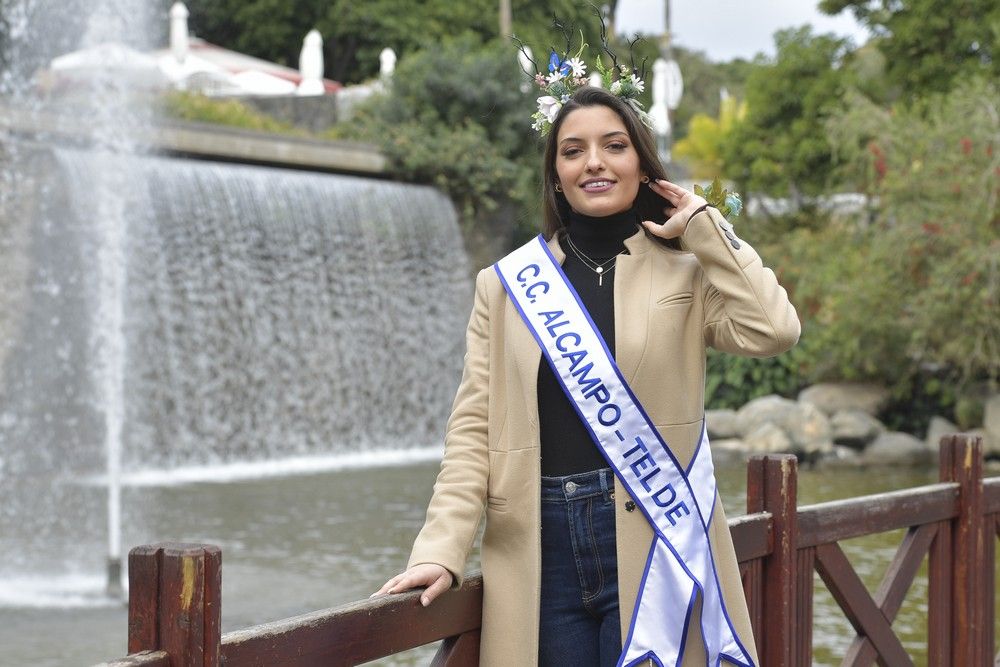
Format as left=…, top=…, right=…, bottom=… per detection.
left=0, top=145, right=471, bottom=593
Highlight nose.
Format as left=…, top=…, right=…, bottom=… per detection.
left=585, top=147, right=605, bottom=172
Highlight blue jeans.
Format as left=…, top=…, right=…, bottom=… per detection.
left=539, top=467, right=623, bottom=666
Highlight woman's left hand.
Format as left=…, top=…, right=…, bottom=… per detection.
left=641, top=179, right=708, bottom=240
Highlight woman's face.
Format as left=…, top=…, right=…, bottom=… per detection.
left=554, top=104, right=643, bottom=218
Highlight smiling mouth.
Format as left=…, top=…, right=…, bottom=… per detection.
left=581, top=180, right=615, bottom=191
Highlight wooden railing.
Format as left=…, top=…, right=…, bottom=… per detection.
left=100, top=434, right=996, bottom=666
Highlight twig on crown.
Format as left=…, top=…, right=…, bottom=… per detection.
left=624, top=35, right=649, bottom=80
left=551, top=16, right=575, bottom=58
left=591, top=4, right=619, bottom=75
left=510, top=34, right=538, bottom=77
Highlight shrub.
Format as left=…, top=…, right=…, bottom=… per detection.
left=326, top=35, right=541, bottom=240
left=159, top=91, right=303, bottom=135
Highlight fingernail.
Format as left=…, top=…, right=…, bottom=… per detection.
left=421, top=596, right=429, bottom=606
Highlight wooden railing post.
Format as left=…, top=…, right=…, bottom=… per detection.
left=938, top=433, right=986, bottom=666
left=430, top=630, right=481, bottom=666
left=128, top=543, right=222, bottom=667
left=747, top=454, right=798, bottom=666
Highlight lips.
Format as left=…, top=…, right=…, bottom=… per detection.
left=580, top=179, right=616, bottom=192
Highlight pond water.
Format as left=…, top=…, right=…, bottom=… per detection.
left=2, top=457, right=988, bottom=666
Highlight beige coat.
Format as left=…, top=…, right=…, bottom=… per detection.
left=407, top=206, right=800, bottom=666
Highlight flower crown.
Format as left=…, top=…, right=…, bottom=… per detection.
left=516, top=19, right=653, bottom=137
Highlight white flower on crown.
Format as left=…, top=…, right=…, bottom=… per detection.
left=546, top=70, right=565, bottom=84
left=609, top=79, right=622, bottom=95
left=536, top=96, right=562, bottom=123
left=566, top=57, right=587, bottom=77
left=630, top=73, right=645, bottom=94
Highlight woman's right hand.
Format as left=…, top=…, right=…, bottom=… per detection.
left=370, top=563, right=454, bottom=607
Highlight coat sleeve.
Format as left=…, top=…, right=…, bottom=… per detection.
left=678, top=206, right=801, bottom=357
left=405, top=267, right=491, bottom=588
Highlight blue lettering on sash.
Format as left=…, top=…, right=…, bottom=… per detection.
left=563, top=349, right=587, bottom=371
left=624, top=436, right=691, bottom=526
left=665, top=501, right=691, bottom=526
left=540, top=310, right=563, bottom=325
left=623, top=436, right=649, bottom=459
left=526, top=281, right=549, bottom=299
left=585, top=384, right=610, bottom=402
left=516, top=264, right=540, bottom=282
left=639, top=467, right=661, bottom=493
left=570, top=362, right=601, bottom=396
left=598, top=404, right=621, bottom=425
left=652, top=483, right=678, bottom=508
left=546, top=317, right=570, bottom=337
left=555, top=332, right=581, bottom=351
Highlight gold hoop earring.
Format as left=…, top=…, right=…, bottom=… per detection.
left=555, top=183, right=562, bottom=192
left=640, top=175, right=650, bottom=183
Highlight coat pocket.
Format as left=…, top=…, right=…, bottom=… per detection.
left=654, top=290, right=694, bottom=307
left=486, top=495, right=508, bottom=512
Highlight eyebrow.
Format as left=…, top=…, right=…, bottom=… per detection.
left=560, top=131, right=628, bottom=145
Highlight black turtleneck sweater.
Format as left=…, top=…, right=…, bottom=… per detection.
left=538, top=205, right=642, bottom=476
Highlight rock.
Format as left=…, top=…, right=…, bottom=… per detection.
left=735, top=395, right=799, bottom=437
left=863, top=431, right=932, bottom=466
left=785, top=402, right=834, bottom=454
left=798, top=382, right=890, bottom=416
left=744, top=423, right=793, bottom=453
left=924, top=416, right=960, bottom=451
left=832, top=409, right=885, bottom=450
left=735, top=395, right=832, bottom=454
left=708, top=438, right=746, bottom=465
left=706, top=409, right=740, bottom=439
left=816, top=445, right=863, bottom=468
left=984, top=394, right=1000, bottom=447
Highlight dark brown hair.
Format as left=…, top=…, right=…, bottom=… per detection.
left=541, top=87, right=678, bottom=250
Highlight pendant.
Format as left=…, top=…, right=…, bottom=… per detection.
left=598, top=273, right=603, bottom=287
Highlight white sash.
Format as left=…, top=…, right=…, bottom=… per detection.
left=494, top=235, right=755, bottom=667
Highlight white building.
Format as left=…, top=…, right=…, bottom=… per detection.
left=44, top=2, right=341, bottom=98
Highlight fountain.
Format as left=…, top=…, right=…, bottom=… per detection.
left=0, top=0, right=471, bottom=614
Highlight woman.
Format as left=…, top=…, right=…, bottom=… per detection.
left=374, top=86, right=800, bottom=666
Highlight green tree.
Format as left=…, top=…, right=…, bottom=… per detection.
left=180, top=0, right=606, bottom=85
left=669, top=48, right=755, bottom=142
left=328, top=35, right=540, bottom=259
left=673, top=95, right=746, bottom=179
left=720, top=26, right=852, bottom=205
left=768, top=76, right=1000, bottom=429
left=819, top=0, right=1000, bottom=99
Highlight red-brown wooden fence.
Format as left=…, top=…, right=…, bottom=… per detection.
left=99, top=433, right=997, bottom=666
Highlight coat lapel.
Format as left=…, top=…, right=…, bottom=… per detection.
left=615, top=230, right=652, bottom=384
